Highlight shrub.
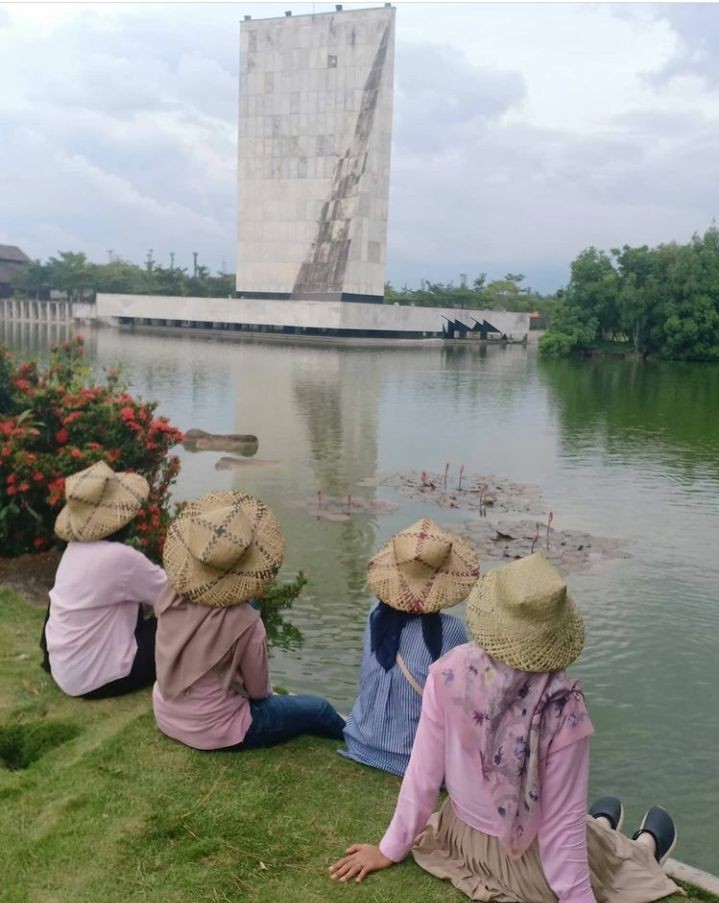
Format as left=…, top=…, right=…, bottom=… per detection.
left=0, top=337, right=183, bottom=562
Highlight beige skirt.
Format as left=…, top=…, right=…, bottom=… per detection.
left=411, top=799, right=683, bottom=902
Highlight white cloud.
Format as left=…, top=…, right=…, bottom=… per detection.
left=1, top=1, right=719, bottom=290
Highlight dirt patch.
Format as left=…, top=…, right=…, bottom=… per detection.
left=449, top=518, right=629, bottom=574
left=291, top=493, right=400, bottom=523
left=378, top=471, right=544, bottom=515
left=0, top=551, right=61, bottom=607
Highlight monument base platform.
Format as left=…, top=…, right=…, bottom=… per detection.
left=95, top=294, right=530, bottom=343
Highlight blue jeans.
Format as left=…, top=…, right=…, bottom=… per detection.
left=237, top=694, right=346, bottom=749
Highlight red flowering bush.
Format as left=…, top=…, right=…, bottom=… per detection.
left=0, top=337, right=184, bottom=562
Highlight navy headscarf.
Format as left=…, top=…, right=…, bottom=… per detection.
left=369, top=600, right=444, bottom=671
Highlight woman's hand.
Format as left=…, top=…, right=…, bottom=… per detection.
left=329, top=844, right=393, bottom=883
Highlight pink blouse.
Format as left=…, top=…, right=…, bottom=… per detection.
left=152, top=618, right=272, bottom=750
left=379, top=666, right=597, bottom=903
left=45, top=541, right=168, bottom=696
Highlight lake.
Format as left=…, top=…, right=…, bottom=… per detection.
left=3, top=320, right=718, bottom=872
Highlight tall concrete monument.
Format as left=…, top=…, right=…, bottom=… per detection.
left=94, top=5, right=530, bottom=341
left=237, top=6, right=395, bottom=303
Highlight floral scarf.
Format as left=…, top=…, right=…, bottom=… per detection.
left=439, top=644, right=593, bottom=857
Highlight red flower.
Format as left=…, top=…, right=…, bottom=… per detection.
left=7, top=474, right=16, bottom=484
left=120, top=407, right=135, bottom=422
left=70, top=448, right=84, bottom=459
left=86, top=442, right=102, bottom=450
left=55, top=428, right=69, bottom=444
left=32, top=471, right=44, bottom=482
left=1, top=446, right=11, bottom=458
left=33, top=537, right=47, bottom=550
left=108, top=449, right=122, bottom=463
left=26, top=453, right=38, bottom=462
left=17, top=481, right=30, bottom=492
left=63, top=412, right=82, bottom=426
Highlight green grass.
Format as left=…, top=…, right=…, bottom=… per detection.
left=0, top=588, right=711, bottom=903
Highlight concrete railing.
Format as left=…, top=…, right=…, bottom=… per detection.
left=0, top=298, right=96, bottom=324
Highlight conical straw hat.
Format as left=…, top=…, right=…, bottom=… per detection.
left=54, top=461, right=149, bottom=542
left=466, top=552, right=585, bottom=672
left=366, top=517, right=479, bottom=613
left=163, top=490, right=285, bottom=607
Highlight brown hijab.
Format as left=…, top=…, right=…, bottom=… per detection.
left=154, top=583, right=262, bottom=699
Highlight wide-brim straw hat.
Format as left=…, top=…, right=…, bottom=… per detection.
left=163, top=490, right=285, bottom=607
left=467, top=551, right=585, bottom=673
left=55, top=460, right=149, bottom=542
left=366, top=517, right=480, bottom=613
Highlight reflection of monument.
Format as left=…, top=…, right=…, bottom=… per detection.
left=237, top=7, right=394, bottom=304
left=230, top=345, right=382, bottom=604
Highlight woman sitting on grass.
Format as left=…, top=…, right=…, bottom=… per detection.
left=152, top=490, right=346, bottom=750
left=41, top=461, right=168, bottom=699
left=340, top=518, right=478, bottom=776
left=331, top=552, right=681, bottom=902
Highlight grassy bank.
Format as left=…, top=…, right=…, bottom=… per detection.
left=0, top=589, right=713, bottom=903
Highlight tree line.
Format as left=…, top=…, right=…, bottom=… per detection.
left=15, top=252, right=235, bottom=302
left=15, top=229, right=719, bottom=362
left=384, top=273, right=557, bottom=317
left=540, top=225, right=719, bottom=361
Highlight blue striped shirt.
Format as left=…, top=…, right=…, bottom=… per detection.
left=339, top=604, right=468, bottom=776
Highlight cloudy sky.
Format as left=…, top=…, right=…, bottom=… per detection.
left=1, top=1, right=718, bottom=291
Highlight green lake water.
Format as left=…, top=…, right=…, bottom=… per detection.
left=3, top=322, right=718, bottom=873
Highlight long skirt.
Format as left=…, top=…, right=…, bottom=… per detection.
left=411, top=798, right=683, bottom=902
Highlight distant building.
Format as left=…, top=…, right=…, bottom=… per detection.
left=0, top=245, right=31, bottom=298
left=237, top=6, right=395, bottom=304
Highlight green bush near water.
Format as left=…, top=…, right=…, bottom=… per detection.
left=0, top=589, right=710, bottom=903
left=540, top=225, right=719, bottom=361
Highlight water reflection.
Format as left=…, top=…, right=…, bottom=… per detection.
left=539, top=356, right=719, bottom=476
left=2, top=324, right=718, bottom=871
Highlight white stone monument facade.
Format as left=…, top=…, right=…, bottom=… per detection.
left=237, top=6, right=395, bottom=303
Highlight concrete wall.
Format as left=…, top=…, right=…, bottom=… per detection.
left=96, top=294, right=529, bottom=338
left=237, top=7, right=394, bottom=300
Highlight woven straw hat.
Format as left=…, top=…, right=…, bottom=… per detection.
left=163, top=490, right=285, bottom=607
left=366, top=517, right=480, bottom=613
left=55, top=460, right=149, bottom=542
left=466, top=552, right=585, bottom=672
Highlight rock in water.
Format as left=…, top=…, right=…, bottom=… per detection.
left=183, top=429, right=259, bottom=455
left=215, top=457, right=279, bottom=471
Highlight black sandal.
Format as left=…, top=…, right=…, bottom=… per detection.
left=632, top=806, right=678, bottom=865
left=589, top=796, right=624, bottom=832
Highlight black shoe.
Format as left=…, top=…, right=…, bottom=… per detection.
left=632, top=806, right=678, bottom=865
left=589, top=796, right=624, bottom=832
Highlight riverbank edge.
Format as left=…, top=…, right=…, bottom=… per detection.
left=0, top=588, right=715, bottom=901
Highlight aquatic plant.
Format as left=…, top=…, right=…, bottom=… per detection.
left=0, top=337, right=183, bottom=562
left=530, top=522, right=540, bottom=554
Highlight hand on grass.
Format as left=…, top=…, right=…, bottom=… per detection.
left=329, top=844, right=393, bottom=883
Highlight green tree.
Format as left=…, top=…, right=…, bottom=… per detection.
left=15, top=260, right=49, bottom=300
left=46, top=252, right=95, bottom=303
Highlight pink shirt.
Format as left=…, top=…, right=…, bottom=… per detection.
left=152, top=618, right=272, bottom=750
left=45, top=541, right=168, bottom=696
left=379, top=666, right=597, bottom=903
